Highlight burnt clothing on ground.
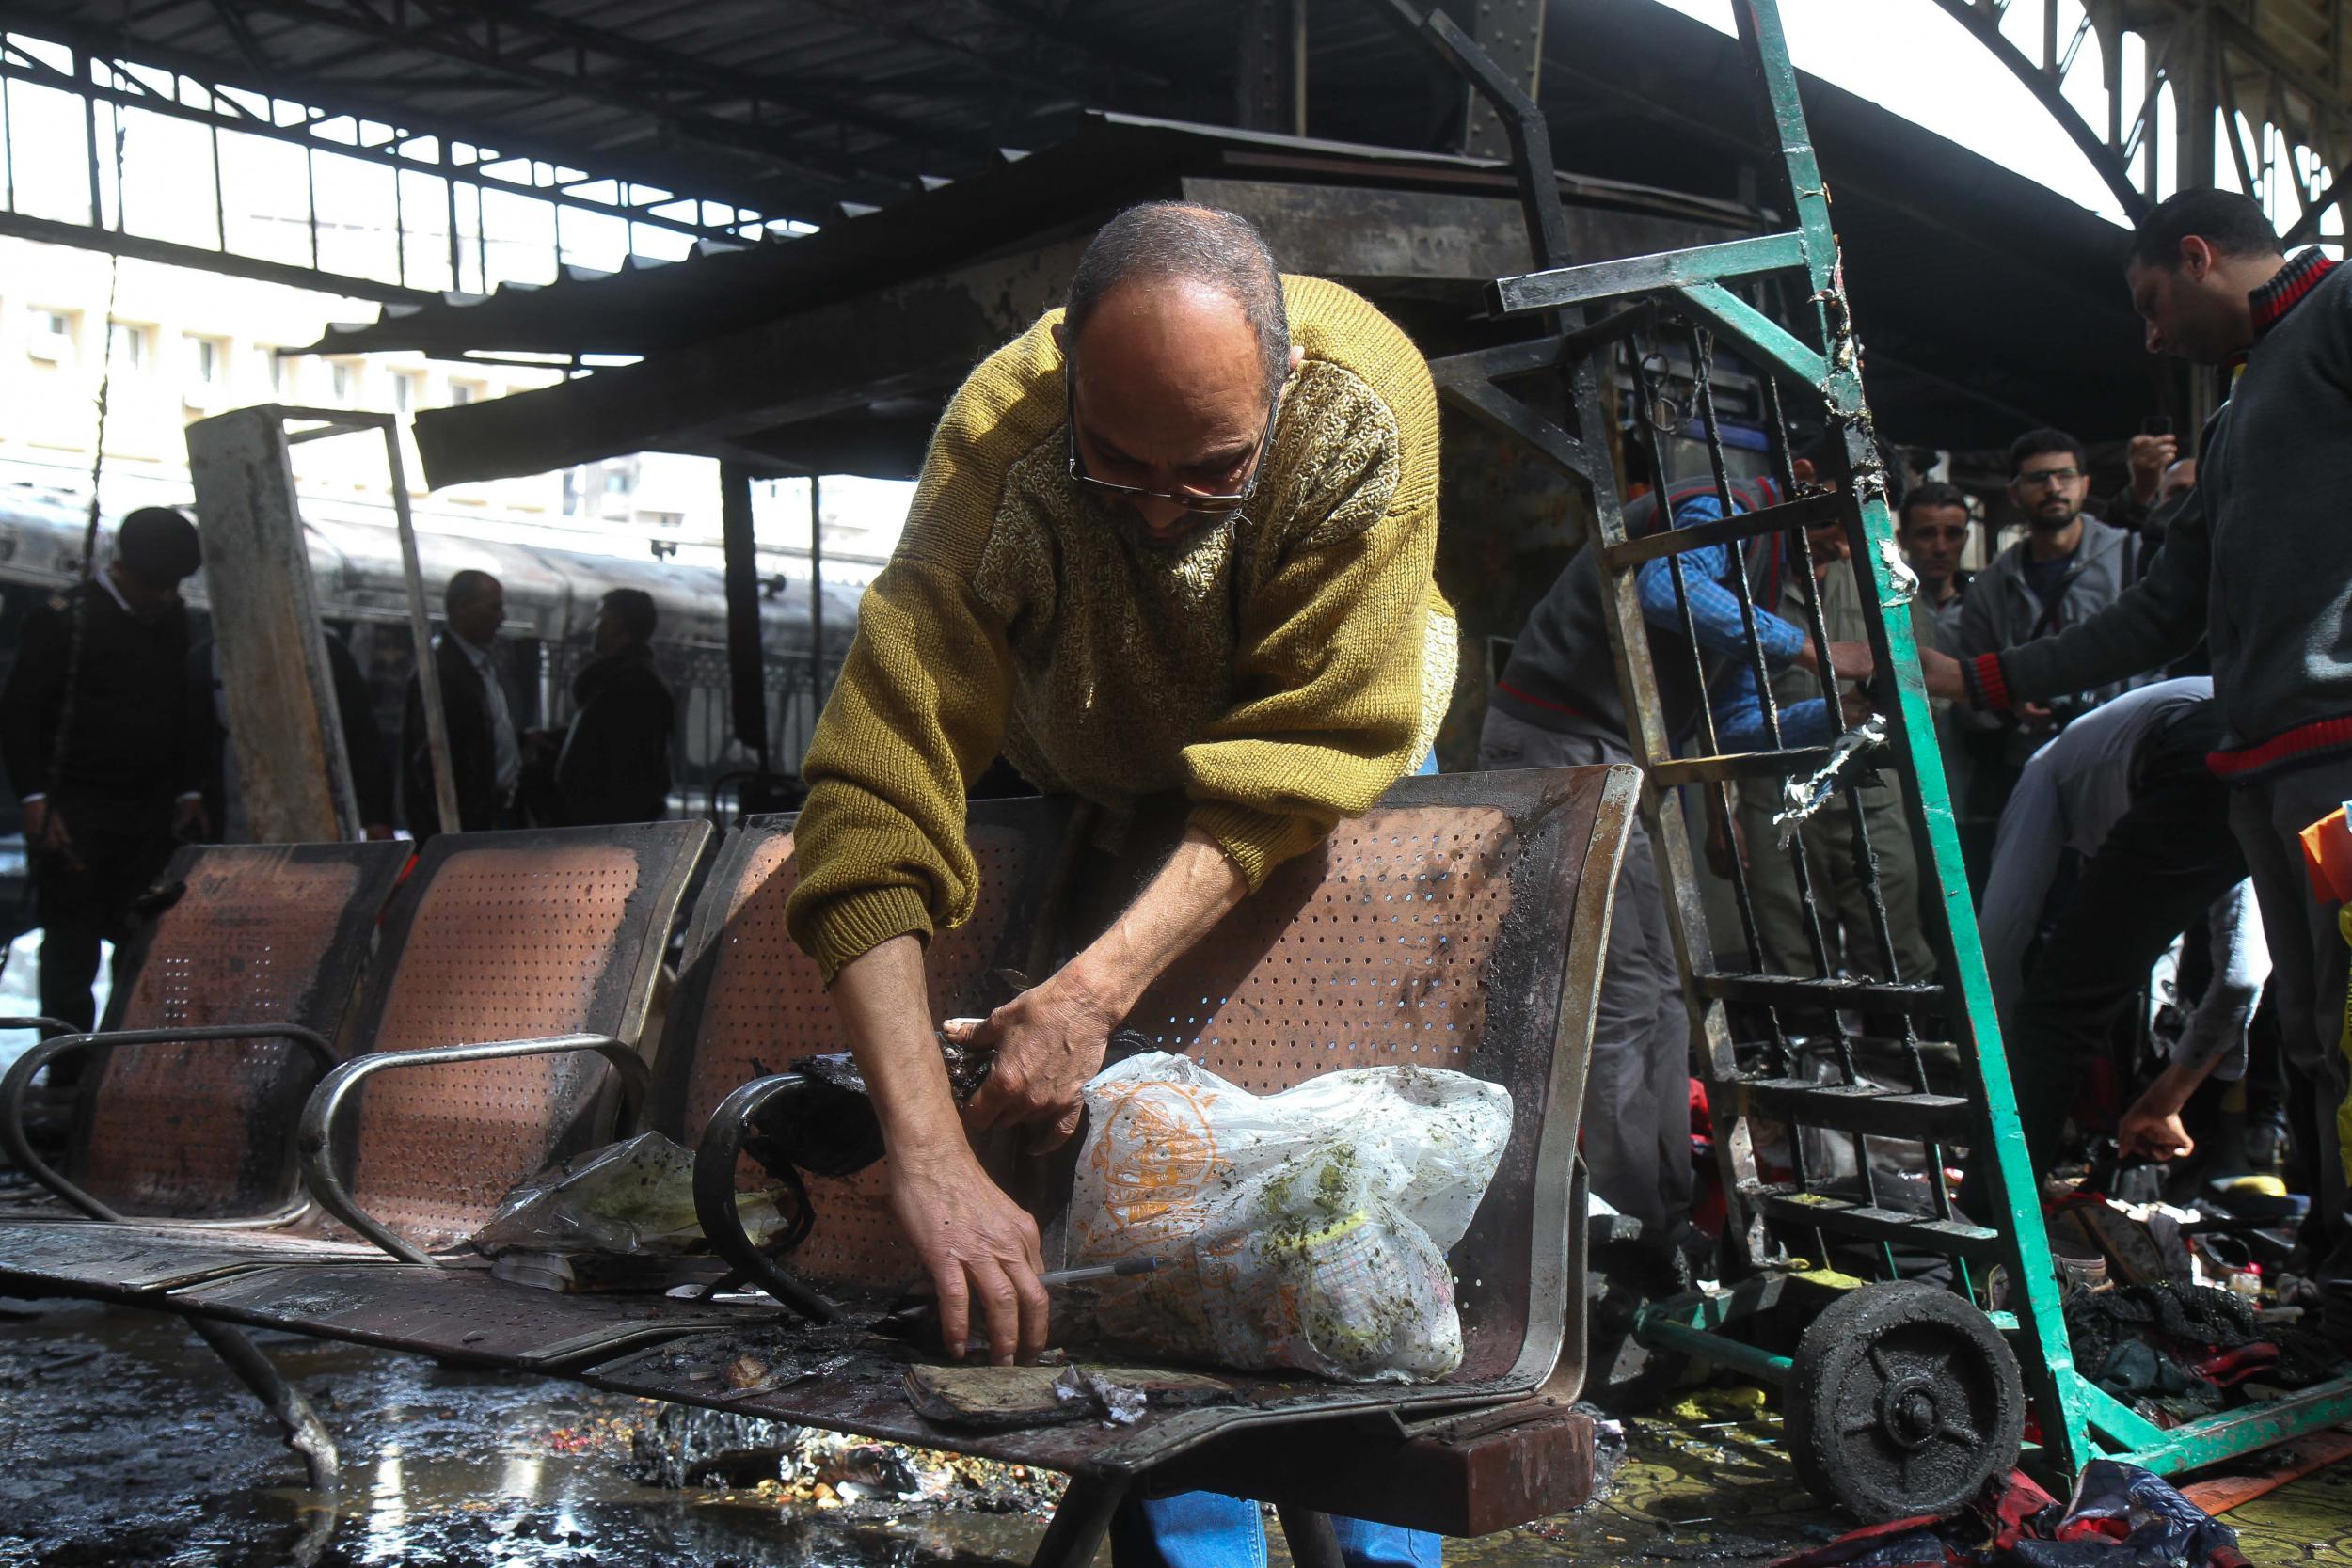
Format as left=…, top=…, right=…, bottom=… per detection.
left=401, top=633, right=518, bottom=839
left=188, top=632, right=394, bottom=836
left=0, top=577, right=199, bottom=804
left=539, top=644, right=674, bottom=826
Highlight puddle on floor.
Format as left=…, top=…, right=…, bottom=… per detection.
left=2, top=1300, right=2345, bottom=1566
left=0, top=1299, right=1054, bottom=1567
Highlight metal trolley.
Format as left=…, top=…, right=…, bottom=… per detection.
left=1392, top=0, right=2352, bottom=1524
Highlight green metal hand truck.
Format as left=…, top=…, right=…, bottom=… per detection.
left=1390, top=0, right=2352, bottom=1524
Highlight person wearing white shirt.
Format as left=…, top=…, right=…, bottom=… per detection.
left=399, top=569, right=519, bottom=838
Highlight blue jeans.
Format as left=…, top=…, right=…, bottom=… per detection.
left=1111, top=1491, right=1441, bottom=1568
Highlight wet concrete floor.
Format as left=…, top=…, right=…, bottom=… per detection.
left=3, top=1298, right=2348, bottom=1566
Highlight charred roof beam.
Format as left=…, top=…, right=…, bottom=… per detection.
left=6, top=4, right=859, bottom=216
left=194, top=0, right=962, bottom=205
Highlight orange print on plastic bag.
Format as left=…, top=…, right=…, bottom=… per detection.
left=1074, top=1075, right=1223, bottom=1255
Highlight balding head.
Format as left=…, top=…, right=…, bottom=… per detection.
left=444, top=568, right=504, bottom=647
left=1065, top=202, right=1289, bottom=400
left=1056, top=204, right=1297, bottom=545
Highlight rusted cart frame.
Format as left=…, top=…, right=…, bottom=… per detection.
left=1403, top=0, right=2352, bottom=1516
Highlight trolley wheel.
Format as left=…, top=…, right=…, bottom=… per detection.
left=1786, top=1280, right=2024, bottom=1524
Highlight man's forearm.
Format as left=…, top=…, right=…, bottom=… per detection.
left=830, top=933, right=968, bottom=1162
left=1061, top=826, right=1248, bottom=1018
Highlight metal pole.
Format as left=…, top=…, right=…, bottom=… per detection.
left=719, top=463, right=771, bottom=777
left=1291, top=0, right=1309, bottom=137
left=384, top=424, right=460, bottom=832
left=80, top=51, right=102, bottom=230
left=808, top=475, right=824, bottom=723
left=443, top=142, right=462, bottom=292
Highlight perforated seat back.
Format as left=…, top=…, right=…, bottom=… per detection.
left=654, top=798, right=1073, bottom=1288
left=1097, top=768, right=1635, bottom=1386
left=70, top=841, right=410, bottom=1217
left=333, top=821, right=709, bottom=1247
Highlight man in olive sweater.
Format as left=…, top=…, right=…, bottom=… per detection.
left=1947, top=189, right=2352, bottom=1282
left=787, top=207, right=1454, bottom=1375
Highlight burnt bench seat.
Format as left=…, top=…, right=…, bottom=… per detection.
left=0, top=768, right=1636, bottom=1562
left=0, top=822, right=707, bottom=1305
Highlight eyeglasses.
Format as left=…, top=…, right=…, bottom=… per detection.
left=1065, top=374, right=1279, bottom=514
left=2015, top=467, right=2084, bottom=489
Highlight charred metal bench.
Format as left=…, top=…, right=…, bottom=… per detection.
left=1, top=839, right=409, bottom=1230
left=660, top=766, right=1638, bottom=1563
left=0, top=770, right=1633, bottom=1562
left=0, top=823, right=710, bottom=1480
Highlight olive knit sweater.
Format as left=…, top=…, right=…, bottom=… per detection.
left=785, top=275, right=1456, bottom=980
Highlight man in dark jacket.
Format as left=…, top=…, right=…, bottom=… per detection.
left=529, top=588, right=674, bottom=826
left=1944, top=189, right=2352, bottom=1301
left=401, top=569, right=518, bottom=839
left=0, top=507, right=206, bottom=1034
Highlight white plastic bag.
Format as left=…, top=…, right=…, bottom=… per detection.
left=1066, top=1052, right=1512, bottom=1383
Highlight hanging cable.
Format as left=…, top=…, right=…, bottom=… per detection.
left=10, top=88, right=129, bottom=995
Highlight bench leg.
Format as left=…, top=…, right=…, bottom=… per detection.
left=1030, top=1475, right=1129, bottom=1568
left=1275, top=1506, right=1347, bottom=1568
left=187, top=1314, right=341, bottom=1491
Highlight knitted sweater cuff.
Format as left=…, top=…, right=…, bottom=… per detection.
left=1189, top=800, right=1325, bottom=893
left=798, top=883, right=935, bottom=985
left=1963, top=652, right=2012, bottom=712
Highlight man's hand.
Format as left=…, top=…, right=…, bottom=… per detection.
left=364, top=822, right=395, bottom=841
left=833, top=935, right=1053, bottom=1366
left=1919, top=647, right=1967, bottom=703
left=1704, top=799, right=1746, bottom=879
left=22, top=799, right=65, bottom=856
left=953, top=971, right=1121, bottom=1151
left=2127, top=432, right=2179, bottom=503
left=2117, top=1057, right=2215, bottom=1164
left=2118, top=1099, right=2194, bottom=1162
left=2017, top=701, right=2057, bottom=735
left=1796, top=639, right=1876, bottom=684
left=24, top=799, right=77, bottom=868
left=887, top=1146, right=1050, bottom=1365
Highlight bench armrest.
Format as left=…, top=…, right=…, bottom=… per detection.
left=295, top=1033, right=650, bottom=1267
left=691, top=1073, right=845, bottom=1323
left=0, top=1020, right=339, bottom=1224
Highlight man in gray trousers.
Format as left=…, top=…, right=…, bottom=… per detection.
left=1948, top=189, right=2352, bottom=1324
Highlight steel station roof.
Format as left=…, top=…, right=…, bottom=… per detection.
left=31, top=0, right=2170, bottom=457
